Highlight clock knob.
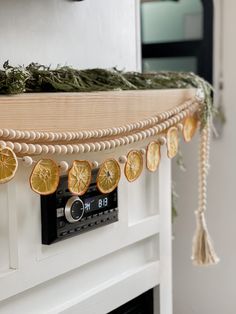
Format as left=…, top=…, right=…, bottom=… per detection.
left=65, top=196, right=84, bottom=223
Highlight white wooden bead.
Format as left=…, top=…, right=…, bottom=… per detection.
left=55, top=145, right=62, bottom=154
left=61, top=132, right=67, bottom=140
left=119, top=138, right=125, bottom=146
left=8, top=129, right=16, bottom=139
left=140, top=148, right=146, bottom=155
left=72, top=144, right=80, bottom=153
left=42, top=145, right=49, bottom=154
left=137, top=133, right=143, bottom=141
left=133, top=134, right=139, bottom=142
left=119, top=155, right=127, bottom=164
left=3, top=129, right=10, bottom=137
left=93, top=130, right=99, bottom=137
left=92, top=161, right=99, bottom=168
left=29, top=131, right=36, bottom=141
left=48, top=145, right=56, bottom=154
left=124, top=136, right=129, bottom=145
left=150, top=128, right=156, bottom=136
left=22, top=156, right=33, bottom=167
left=59, top=161, right=69, bottom=172
left=66, top=132, right=73, bottom=141
left=110, top=140, right=116, bottom=148
left=67, top=145, right=74, bottom=154
left=15, top=130, right=21, bottom=139
left=60, top=145, right=68, bottom=154
left=0, top=129, right=3, bottom=137
left=100, top=142, right=106, bottom=150
left=89, top=143, right=96, bottom=152
left=6, top=141, right=14, bottom=150
left=98, top=130, right=103, bottom=137
left=24, top=131, right=31, bottom=140
left=83, top=143, right=90, bottom=153
left=94, top=142, right=101, bottom=151
left=13, top=142, right=21, bottom=152
left=128, top=135, right=134, bottom=144
left=35, top=144, right=43, bottom=155
left=159, top=136, right=167, bottom=145
left=21, top=143, right=29, bottom=153
left=28, top=144, right=36, bottom=154
left=78, top=144, right=85, bottom=153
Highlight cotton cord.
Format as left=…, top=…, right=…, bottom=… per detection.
left=192, top=120, right=219, bottom=266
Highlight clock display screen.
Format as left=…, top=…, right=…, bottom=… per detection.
left=83, top=192, right=117, bottom=213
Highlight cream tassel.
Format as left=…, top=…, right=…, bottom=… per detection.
left=192, top=120, right=219, bottom=266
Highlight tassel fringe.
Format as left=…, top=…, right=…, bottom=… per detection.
left=192, top=120, right=219, bottom=266
left=192, top=212, right=219, bottom=266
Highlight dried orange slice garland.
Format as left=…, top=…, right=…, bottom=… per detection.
left=166, top=127, right=179, bottom=159
left=0, top=147, right=18, bottom=184
left=68, top=160, right=92, bottom=195
left=183, top=116, right=198, bottom=142
left=125, top=150, right=143, bottom=182
left=1, top=111, right=199, bottom=194
left=97, top=159, right=121, bottom=194
left=146, top=141, right=161, bottom=172
left=30, top=159, right=59, bottom=195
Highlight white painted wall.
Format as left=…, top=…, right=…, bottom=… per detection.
left=173, top=1, right=236, bottom=313
left=0, top=0, right=140, bottom=71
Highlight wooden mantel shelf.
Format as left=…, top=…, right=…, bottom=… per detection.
left=0, top=89, right=196, bottom=132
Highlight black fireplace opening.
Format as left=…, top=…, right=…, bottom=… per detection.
left=108, top=289, right=154, bottom=314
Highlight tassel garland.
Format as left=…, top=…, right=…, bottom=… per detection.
left=192, top=121, right=219, bottom=266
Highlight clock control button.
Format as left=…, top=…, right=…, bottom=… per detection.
left=65, top=196, right=84, bottom=223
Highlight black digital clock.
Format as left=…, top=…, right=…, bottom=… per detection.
left=41, top=171, right=118, bottom=245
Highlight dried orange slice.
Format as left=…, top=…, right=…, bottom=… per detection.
left=30, top=159, right=59, bottom=195
left=146, top=141, right=161, bottom=172
left=97, top=159, right=121, bottom=194
left=68, top=160, right=92, bottom=196
left=166, top=127, right=179, bottom=159
left=0, top=147, right=18, bottom=184
left=125, top=150, right=143, bottom=182
left=183, top=116, right=198, bottom=142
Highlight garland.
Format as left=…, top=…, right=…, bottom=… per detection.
left=0, top=63, right=218, bottom=266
